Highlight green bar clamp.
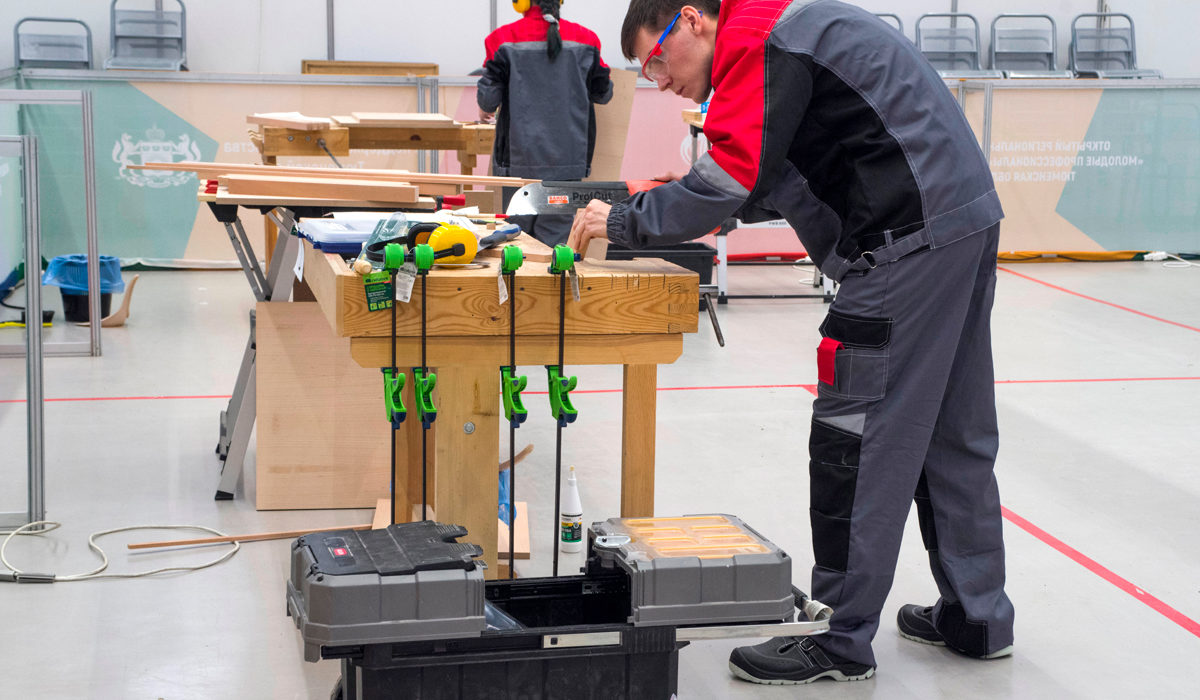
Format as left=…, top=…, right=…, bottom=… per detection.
left=546, top=365, right=578, bottom=427
left=383, top=242, right=406, bottom=271
left=412, top=367, right=437, bottom=429
left=411, top=243, right=435, bottom=272
left=548, top=244, right=577, bottom=275
left=501, top=367, right=528, bottom=428
left=501, top=245, right=525, bottom=274
left=381, top=368, right=406, bottom=428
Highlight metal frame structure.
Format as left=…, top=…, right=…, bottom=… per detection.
left=0, top=135, right=45, bottom=529
left=0, top=88, right=101, bottom=358
left=105, top=0, right=187, bottom=71
left=874, top=13, right=904, bottom=38
left=989, top=14, right=1072, bottom=76
left=209, top=205, right=303, bottom=499
left=917, top=12, right=985, bottom=71
left=14, top=17, right=94, bottom=70
left=1068, top=12, right=1161, bottom=79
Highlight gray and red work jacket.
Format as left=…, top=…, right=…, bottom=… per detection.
left=478, top=8, right=613, bottom=180
left=608, top=0, right=1003, bottom=280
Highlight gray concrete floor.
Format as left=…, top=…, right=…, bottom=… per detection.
left=1, top=259, right=1198, bottom=699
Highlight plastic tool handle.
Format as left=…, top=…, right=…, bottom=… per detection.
left=382, top=368, right=406, bottom=427
left=501, top=245, right=525, bottom=274
left=549, top=245, right=578, bottom=275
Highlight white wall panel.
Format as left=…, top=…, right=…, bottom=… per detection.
left=1, top=1, right=1196, bottom=77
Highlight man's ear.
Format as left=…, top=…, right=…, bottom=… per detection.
left=680, top=5, right=705, bottom=35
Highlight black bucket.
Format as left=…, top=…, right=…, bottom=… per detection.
left=60, top=291, right=112, bottom=323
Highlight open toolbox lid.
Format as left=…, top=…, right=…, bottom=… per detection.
left=589, top=514, right=796, bottom=627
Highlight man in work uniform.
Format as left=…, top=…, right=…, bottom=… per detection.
left=568, top=0, right=1015, bottom=685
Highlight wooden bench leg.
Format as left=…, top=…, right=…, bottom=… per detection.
left=621, top=364, right=657, bottom=518
left=435, top=364, right=500, bottom=577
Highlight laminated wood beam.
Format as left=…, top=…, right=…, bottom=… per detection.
left=220, top=174, right=419, bottom=203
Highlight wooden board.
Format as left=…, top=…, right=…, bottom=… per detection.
left=220, top=174, right=420, bottom=203
left=304, top=243, right=699, bottom=338
left=207, top=186, right=437, bottom=211
left=262, top=126, right=351, bottom=157
left=350, top=334, right=684, bottom=369
left=587, top=68, right=637, bottom=181
left=682, top=109, right=706, bottom=128
left=498, top=503, right=531, bottom=559
left=247, top=112, right=334, bottom=130
left=302, top=60, right=438, bottom=76
left=255, top=301, right=391, bottom=510
left=475, top=232, right=553, bottom=263
left=350, top=112, right=456, bottom=128
left=130, top=161, right=534, bottom=187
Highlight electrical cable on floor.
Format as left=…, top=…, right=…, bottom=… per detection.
left=1163, top=254, right=1199, bottom=269
left=0, top=521, right=240, bottom=583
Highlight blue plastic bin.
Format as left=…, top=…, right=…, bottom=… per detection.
left=42, top=255, right=125, bottom=322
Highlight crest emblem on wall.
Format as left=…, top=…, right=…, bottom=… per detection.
left=113, top=126, right=202, bottom=188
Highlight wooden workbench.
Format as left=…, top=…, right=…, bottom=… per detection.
left=299, top=238, right=699, bottom=577
left=250, top=119, right=495, bottom=175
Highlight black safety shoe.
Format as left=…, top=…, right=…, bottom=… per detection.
left=728, top=636, right=875, bottom=685
left=896, top=604, right=1013, bottom=658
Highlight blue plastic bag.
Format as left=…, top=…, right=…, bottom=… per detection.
left=41, top=255, right=124, bottom=295
left=498, top=468, right=516, bottom=526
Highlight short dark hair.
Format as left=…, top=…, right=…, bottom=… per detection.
left=620, top=1, right=721, bottom=61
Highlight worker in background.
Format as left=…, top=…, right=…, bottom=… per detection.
left=478, top=0, right=614, bottom=181
left=569, top=0, right=1015, bottom=686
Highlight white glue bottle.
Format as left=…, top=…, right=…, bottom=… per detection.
left=559, top=466, right=583, bottom=553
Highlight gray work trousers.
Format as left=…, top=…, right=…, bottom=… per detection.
left=808, top=224, right=1014, bottom=666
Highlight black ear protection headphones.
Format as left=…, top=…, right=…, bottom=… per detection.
left=513, top=0, right=562, bottom=14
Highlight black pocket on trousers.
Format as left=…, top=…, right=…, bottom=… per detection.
left=819, top=309, right=893, bottom=349
left=818, top=310, right=892, bottom=401
left=810, top=461, right=859, bottom=519
left=810, top=509, right=851, bottom=573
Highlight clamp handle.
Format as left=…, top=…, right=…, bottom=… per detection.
left=381, top=242, right=450, bottom=273
left=382, top=368, right=406, bottom=428
left=383, top=242, right=406, bottom=271
left=501, top=366, right=528, bottom=428
left=412, top=367, right=438, bottom=429
left=549, top=244, right=578, bottom=275
left=501, top=244, right=525, bottom=274
left=545, top=365, right=578, bottom=427
left=411, top=243, right=436, bottom=272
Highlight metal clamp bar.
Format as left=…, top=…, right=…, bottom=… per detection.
left=676, top=619, right=830, bottom=641
left=264, top=207, right=301, bottom=302
left=223, top=220, right=266, bottom=301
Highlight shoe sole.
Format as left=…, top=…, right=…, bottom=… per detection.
left=898, top=629, right=946, bottom=647
left=729, top=661, right=876, bottom=685
left=899, top=631, right=1014, bottom=660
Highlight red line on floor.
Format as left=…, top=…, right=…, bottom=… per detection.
left=525, top=383, right=821, bottom=396
left=999, top=267, right=1200, bottom=333
left=1001, top=506, right=1200, bottom=639
left=997, top=377, right=1200, bottom=385
left=6, top=377, right=1195, bottom=404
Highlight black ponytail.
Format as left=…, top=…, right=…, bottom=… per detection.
left=539, top=0, right=563, bottom=59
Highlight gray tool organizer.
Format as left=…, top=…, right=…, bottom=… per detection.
left=287, top=515, right=831, bottom=700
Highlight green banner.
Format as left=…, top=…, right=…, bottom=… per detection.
left=1057, top=89, right=1200, bottom=253
left=23, top=79, right=216, bottom=262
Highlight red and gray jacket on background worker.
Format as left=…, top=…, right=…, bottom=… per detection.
left=477, top=2, right=614, bottom=180
left=608, top=0, right=1004, bottom=282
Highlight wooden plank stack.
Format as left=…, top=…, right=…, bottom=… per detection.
left=127, top=161, right=535, bottom=209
